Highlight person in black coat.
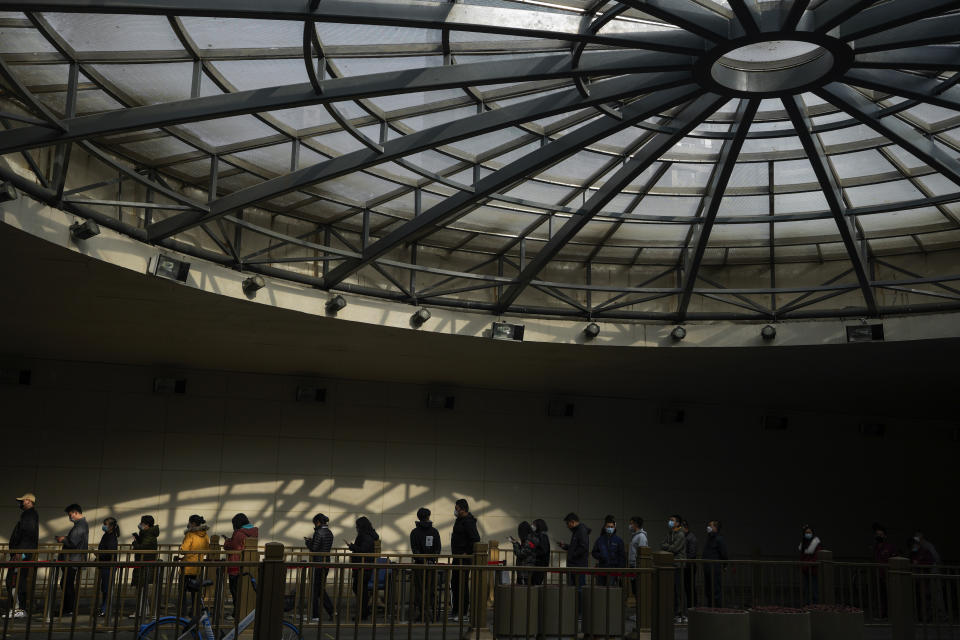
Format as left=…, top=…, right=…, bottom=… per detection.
left=6, top=493, right=39, bottom=617
left=410, top=507, right=441, bottom=621
left=449, top=499, right=480, bottom=620
left=558, top=513, right=590, bottom=586
left=701, top=519, right=728, bottom=607
left=305, top=513, right=335, bottom=621
left=530, top=519, right=551, bottom=586
left=346, top=516, right=379, bottom=620
left=97, top=517, right=119, bottom=616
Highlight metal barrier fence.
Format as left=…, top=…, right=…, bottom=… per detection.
left=3, top=543, right=958, bottom=640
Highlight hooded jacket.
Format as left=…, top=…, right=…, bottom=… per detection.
left=451, top=513, right=481, bottom=555
left=180, top=524, right=210, bottom=576
left=566, top=523, right=590, bottom=567
left=533, top=531, right=550, bottom=567
left=349, top=529, right=380, bottom=564
left=60, top=516, right=89, bottom=562
left=9, top=506, right=39, bottom=556
left=592, top=530, right=626, bottom=568
left=628, top=528, right=648, bottom=567
left=410, top=520, right=441, bottom=563
left=132, top=524, right=160, bottom=558
left=98, top=528, right=119, bottom=562
left=224, top=524, right=258, bottom=576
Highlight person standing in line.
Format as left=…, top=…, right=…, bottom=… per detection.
left=627, top=516, right=648, bottom=610
left=223, top=513, right=258, bottom=620
left=591, top=515, right=626, bottom=586
left=701, top=520, right=728, bottom=608
left=799, top=524, right=822, bottom=604
left=510, top=521, right=538, bottom=585
left=179, top=514, right=210, bottom=614
left=96, top=517, right=119, bottom=617
left=660, top=514, right=686, bottom=624
left=305, top=513, right=335, bottom=622
left=871, top=523, right=897, bottom=619
left=910, top=530, right=944, bottom=622
left=130, top=515, right=159, bottom=619
left=682, top=520, right=698, bottom=610
left=54, top=503, right=89, bottom=618
left=410, top=508, right=441, bottom=622
left=449, top=499, right=480, bottom=622
left=558, top=512, right=590, bottom=614
left=530, top=519, right=551, bottom=586
left=346, top=516, right=379, bottom=621
left=5, top=492, right=38, bottom=619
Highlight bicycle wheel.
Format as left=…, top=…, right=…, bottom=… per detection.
left=281, top=620, right=302, bottom=639
left=137, top=617, right=200, bottom=640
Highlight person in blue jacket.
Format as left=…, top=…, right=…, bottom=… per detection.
left=591, top=515, right=626, bottom=586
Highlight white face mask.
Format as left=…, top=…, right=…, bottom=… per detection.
left=706, top=526, right=713, bottom=533
left=668, top=520, right=675, bottom=529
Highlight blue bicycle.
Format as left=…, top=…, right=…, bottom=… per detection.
left=136, top=575, right=300, bottom=639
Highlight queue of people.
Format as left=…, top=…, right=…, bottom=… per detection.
left=3, top=490, right=947, bottom=625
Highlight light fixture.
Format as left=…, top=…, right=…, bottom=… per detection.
left=0, top=182, right=17, bottom=203
left=846, top=324, right=884, bottom=343
left=296, top=386, right=326, bottom=402
left=671, top=326, right=686, bottom=341
left=411, top=308, right=431, bottom=327
left=242, top=275, right=265, bottom=295
left=761, top=324, right=777, bottom=340
left=152, top=254, right=190, bottom=282
left=326, top=295, right=347, bottom=313
left=69, top=219, right=100, bottom=241
left=491, top=321, right=525, bottom=341
left=583, top=322, right=600, bottom=339
left=153, top=378, right=187, bottom=394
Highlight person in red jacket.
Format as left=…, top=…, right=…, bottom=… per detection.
left=223, top=513, right=258, bottom=620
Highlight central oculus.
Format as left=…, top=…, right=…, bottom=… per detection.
left=711, top=39, right=834, bottom=94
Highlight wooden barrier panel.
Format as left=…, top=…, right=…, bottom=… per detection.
left=238, top=536, right=259, bottom=619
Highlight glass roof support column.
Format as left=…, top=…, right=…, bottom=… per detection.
left=319, top=83, right=705, bottom=290
left=782, top=93, right=878, bottom=315
left=616, top=0, right=731, bottom=41
left=676, top=98, right=759, bottom=321
left=50, top=60, right=78, bottom=204
left=494, top=92, right=727, bottom=314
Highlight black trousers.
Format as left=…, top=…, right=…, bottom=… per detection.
left=62, top=567, right=79, bottom=614
left=313, top=568, right=334, bottom=619
left=352, top=567, right=371, bottom=618
left=530, top=568, right=546, bottom=586
left=683, top=564, right=696, bottom=609
left=450, top=558, right=470, bottom=616
left=98, top=567, right=114, bottom=613
left=702, top=565, right=723, bottom=607
left=412, top=563, right=437, bottom=621
left=4, top=557, right=32, bottom=612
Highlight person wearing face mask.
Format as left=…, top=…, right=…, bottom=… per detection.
left=701, top=520, right=728, bottom=607
left=96, top=517, right=119, bottom=617
left=870, top=523, right=897, bottom=619
left=558, top=513, right=590, bottom=615
left=54, top=504, right=89, bottom=618
left=223, top=513, right=258, bottom=620
left=130, top=515, right=159, bottom=619
left=591, top=515, right=625, bottom=586
left=5, top=493, right=39, bottom=620
left=798, top=524, right=821, bottom=604
left=178, top=514, right=210, bottom=615
left=449, top=499, right=480, bottom=622
left=510, top=521, right=538, bottom=585
left=306, top=513, right=335, bottom=622
left=682, top=520, right=698, bottom=610
left=530, top=519, right=551, bottom=586
left=659, top=515, right=686, bottom=624
left=909, top=530, right=944, bottom=621
left=626, top=516, right=647, bottom=612
left=346, top=516, right=379, bottom=621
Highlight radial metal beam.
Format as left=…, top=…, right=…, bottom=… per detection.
left=0, top=0, right=708, bottom=52
left=845, top=11, right=960, bottom=51
left=808, top=0, right=878, bottom=33
left=494, top=93, right=725, bottom=314
left=0, top=49, right=693, bottom=156
left=783, top=93, right=878, bottom=315
left=321, top=84, right=706, bottom=290
left=842, top=69, right=960, bottom=111
left=816, top=81, right=960, bottom=190
left=853, top=46, right=960, bottom=72
left=676, top=98, right=759, bottom=320
left=834, top=0, right=960, bottom=41
left=146, top=71, right=693, bottom=241
left=616, top=0, right=732, bottom=40
left=726, top=0, right=761, bottom=34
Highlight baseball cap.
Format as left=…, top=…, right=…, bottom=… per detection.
left=16, top=493, right=36, bottom=502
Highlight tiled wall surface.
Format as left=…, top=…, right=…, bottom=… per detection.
left=0, top=357, right=955, bottom=560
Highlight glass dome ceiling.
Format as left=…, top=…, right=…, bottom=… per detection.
left=1, top=0, right=959, bottom=321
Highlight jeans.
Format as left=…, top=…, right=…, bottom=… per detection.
left=98, top=567, right=114, bottom=614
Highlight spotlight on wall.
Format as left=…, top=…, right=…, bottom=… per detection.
left=325, top=295, right=347, bottom=314
left=427, top=392, right=456, bottom=410
left=846, top=324, right=884, bottom=343
left=491, top=322, right=524, bottom=341
left=411, top=308, right=431, bottom=327
left=151, top=254, right=191, bottom=283
left=153, top=377, right=186, bottom=394
left=242, top=275, right=265, bottom=295
left=761, top=324, right=777, bottom=340
left=670, top=326, right=686, bottom=341
left=583, top=322, right=600, bottom=340
left=69, top=219, right=100, bottom=241
left=0, top=182, right=17, bottom=203
left=296, top=385, right=327, bottom=403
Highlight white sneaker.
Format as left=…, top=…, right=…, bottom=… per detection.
left=673, top=615, right=683, bottom=624
left=311, top=617, right=320, bottom=622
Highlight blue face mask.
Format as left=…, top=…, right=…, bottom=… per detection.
left=668, top=520, right=676, bottom=529
left=605, top=527, right=614, bottom=534
left=804, top=533, right=813, bottom=540
left=102, top=525, right=108, bottom=532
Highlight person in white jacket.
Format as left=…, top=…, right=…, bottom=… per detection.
left=627, top=516, right=648, bottom=619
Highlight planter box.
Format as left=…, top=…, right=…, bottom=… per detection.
left=806, top=605, right=864, bottom=640
left=539, top=585, right=576, bottom=637
left=750, top=607, right=811, bottom=640
left=581, top=585, right=623, bottom=637
left=688, top=607, right=750, bottom=640
left=494, top=585, right=540, bottom=637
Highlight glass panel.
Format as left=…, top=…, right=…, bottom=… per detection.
left=43, top=13, right=184, bottom=51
